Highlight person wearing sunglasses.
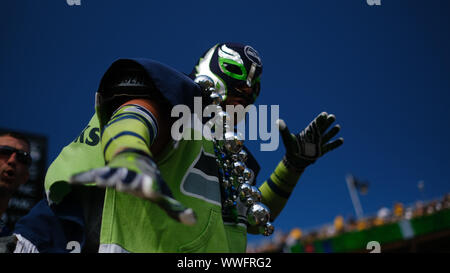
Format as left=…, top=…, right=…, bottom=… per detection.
left=0, top=132, right=31, bottom=231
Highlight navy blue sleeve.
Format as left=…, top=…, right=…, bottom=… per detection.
left=13, top=197, right=85, bottom=253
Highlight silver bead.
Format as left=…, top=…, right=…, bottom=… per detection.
left=239, top=183, right=252, bottom=201
left=223, top=132, right=244, bottom=154
left=213, top=111, right=231, bottom=140
left=247, top=203, right=271, bottom=226
left=238, top=176, right=245, bottom=185
left=250, top=186, right=262, bottom=202
left=210, top=92, right=223, bottom=105
left=217, top=111, right=231, bottom=124
left=242, top=168, right=252, bottom=181
left=237, top=150, right=248, bottom=163
left=232, top=161, right=246, bottom=176
left=194, top=75, right=215, bottom=95
left=260, top=222, right=274, bottom=236
left=230, top=154, right=239, bottom=162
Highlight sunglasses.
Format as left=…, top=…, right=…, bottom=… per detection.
left=0, top=145, right=32, bottom=166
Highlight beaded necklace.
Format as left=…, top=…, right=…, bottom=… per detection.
left=195, top=75, right=274, bottom=236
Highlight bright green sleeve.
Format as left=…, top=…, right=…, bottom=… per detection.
left=101, top=104, right=158, bottom=162
left=259, top=160, right=304, bottom=220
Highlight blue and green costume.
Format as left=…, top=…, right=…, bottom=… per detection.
left=43, top=59, right=262, bottom=252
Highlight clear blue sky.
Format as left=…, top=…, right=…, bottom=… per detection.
left=1, top=0, right=449, bottom=244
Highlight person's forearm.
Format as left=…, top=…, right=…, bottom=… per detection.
left=259, top=160, right=304, bottom=220
left=102, top=103, right=158, bottom=162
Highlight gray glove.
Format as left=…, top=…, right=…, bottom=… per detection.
left=278, top=112, right=344, bottom=171
left=70, top=150, right=196, bottom=226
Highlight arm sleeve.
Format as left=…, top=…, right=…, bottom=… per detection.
left=259, top=161, right=304, bottom=220
left=101, top=104, right=159, bottom=162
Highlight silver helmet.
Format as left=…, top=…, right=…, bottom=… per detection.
left=191, top=42, right=263, bottom=105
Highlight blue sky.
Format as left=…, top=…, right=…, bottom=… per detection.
left=1, top=0, right=449, bottom=244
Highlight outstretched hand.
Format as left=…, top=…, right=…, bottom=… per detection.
left=70, top=151, right=196, bottom=226
left=277, top=112, right=344, bottom=170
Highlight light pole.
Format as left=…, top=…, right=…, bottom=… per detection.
left=346, top=174, right=364, bottom=220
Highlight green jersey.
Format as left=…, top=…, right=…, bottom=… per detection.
left=45, top=113, right=250, bottom=253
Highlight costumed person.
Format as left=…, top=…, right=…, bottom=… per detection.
left=4, top=42, right=343, bottom=253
